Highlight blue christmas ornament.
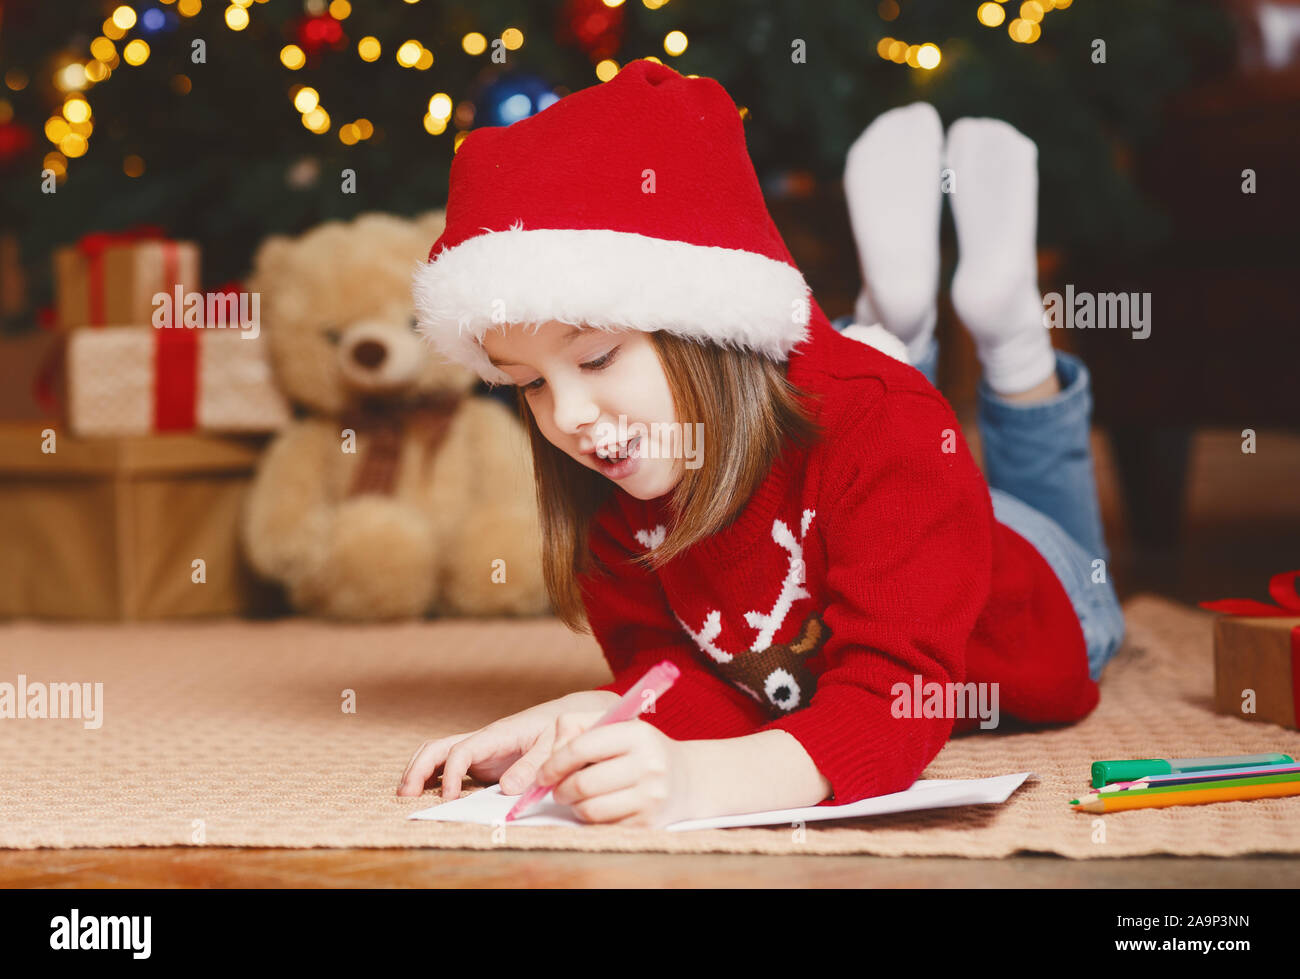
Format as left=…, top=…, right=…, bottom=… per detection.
left=138, top=7, right=176, bottom=33
left=480, top=74, right=559, bottom=128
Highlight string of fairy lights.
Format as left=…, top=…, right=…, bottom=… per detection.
left=876, top=0, right=1074, bottom=69
left=6, top=0, right=695, bottom=182
left=9, top=0, right=214, bottom=181
left=4, top=0, right=1075, bottom=182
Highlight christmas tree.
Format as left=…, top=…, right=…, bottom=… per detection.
left=0, top=0, right=1234, bottom=332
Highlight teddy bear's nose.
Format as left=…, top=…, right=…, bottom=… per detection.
left=351, top=339, right=387, bottom=369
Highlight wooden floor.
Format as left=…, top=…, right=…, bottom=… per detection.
left=5, top=428, right=1298, bottom=888
left=3, top=847, right=1298, bottom=888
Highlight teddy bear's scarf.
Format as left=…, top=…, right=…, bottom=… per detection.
left=342, top=393, right=464, bottom=498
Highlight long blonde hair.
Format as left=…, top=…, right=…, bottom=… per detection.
left=512, top=331, right=825, bottom=632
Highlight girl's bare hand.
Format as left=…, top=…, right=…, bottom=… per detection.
left=395, top=690, right=620, bottom=799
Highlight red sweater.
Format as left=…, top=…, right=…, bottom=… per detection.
left=580, top=313, right=1100, bottom=806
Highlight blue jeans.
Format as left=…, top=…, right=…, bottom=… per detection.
left=832, top=317, right=1125, bottom=681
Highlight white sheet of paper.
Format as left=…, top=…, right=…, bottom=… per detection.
left=409, top=771, right=1038, bottom=831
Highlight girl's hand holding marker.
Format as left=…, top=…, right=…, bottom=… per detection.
left=397, top=662, right=697, bottom=830
left=505, top=661, right=695, bottom=828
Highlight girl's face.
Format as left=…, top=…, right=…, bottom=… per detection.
left=481, top=321, right=684, bottom=500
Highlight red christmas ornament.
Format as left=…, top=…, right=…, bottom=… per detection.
left=557, top=0, right=625, bottom=61
left=295, top=13, right=346, bottom=56
left=0, top=121, right=32, bottom=164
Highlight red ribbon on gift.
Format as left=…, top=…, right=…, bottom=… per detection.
left=153, top=329, right=200, bottom=431
left=1200, top=571, right=1300, bottom=723
left=75, top=224, right=177, bottom=326
left=32, top=328, right=201, bottom=429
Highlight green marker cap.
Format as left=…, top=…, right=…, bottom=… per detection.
left=1091, top=759, right=1173, bottom=789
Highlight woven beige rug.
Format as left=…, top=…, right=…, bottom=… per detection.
left=2, top=595, right=1297, bottom=857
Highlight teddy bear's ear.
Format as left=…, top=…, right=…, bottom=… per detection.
left=250, top=234, right=296, bottom=280
left=414, top=209, right=447, bottom=241
left=245, top=233, right=298, bottom=297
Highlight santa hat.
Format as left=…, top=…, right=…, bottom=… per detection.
left=414, top=58, right=817, bottom=386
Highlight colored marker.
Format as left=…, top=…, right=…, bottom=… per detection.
left=504, top=660, right=680, bottom=823
left=1095, top=763, right=1300, bottom=793
left=1090, top=753, right=1294, bottom=789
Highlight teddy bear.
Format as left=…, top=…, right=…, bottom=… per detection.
left=241, top=210, right=551, bottom=620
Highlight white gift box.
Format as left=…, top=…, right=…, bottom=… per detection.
left=65, top=326, right=291, bottom=438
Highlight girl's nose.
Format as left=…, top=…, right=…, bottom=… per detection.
left=550, top=384, right=599, bottom=435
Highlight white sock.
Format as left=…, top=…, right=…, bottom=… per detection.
left=946, top=117, right=1056, bottom=395
left=843, top=102, right=943, bottom=364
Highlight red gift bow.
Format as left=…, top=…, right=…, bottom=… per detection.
left=74, top=224, right=178, bottom=326
left=200, top=279, right=244, bottom=327
left=1199, top=571, right=1300, bottom=725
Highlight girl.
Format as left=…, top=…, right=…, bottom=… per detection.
left=397, top=61, right=1124, bottom=829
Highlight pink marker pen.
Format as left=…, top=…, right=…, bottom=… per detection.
left=504, top=660, right=681, bottom=823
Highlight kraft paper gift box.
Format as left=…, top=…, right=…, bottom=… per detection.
left=1211, top=616, right=1300, bottom=731
left=0, top=423, right=281, bottom=620
left=53, top=231, right=201, bottom=330
left=1204, top=573, right=1300, bottom=731
left=65, top=326, right=291, bottom=438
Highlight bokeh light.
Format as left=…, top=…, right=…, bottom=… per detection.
left=396, top=40, right=422, bottom=67
left=111, top=5, right=137, bottom=30
left=977, top=2, right=1006, bottom=27
left=293, top=86, right=319, bottom=113
left=123, top=39, right=150, bottom=65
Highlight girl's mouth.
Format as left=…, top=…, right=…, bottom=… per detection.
left=593, top=435, right=643, bottom=479
left=595, top=435, right=641, bottom=461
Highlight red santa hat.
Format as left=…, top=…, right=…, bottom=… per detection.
left=414, top=58, right=819, bottom=386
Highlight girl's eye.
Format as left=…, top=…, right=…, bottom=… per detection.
left=521, top=346, right=620, bottom=394
left=583, top=347, right=619, bottom=371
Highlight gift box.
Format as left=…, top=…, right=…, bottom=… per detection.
left=0, top=423, right=282, bottom=619
left=1203, top=572, right=1300, bottom=731
left=65, top=326, right=291, bottom=437
left=53, top=227, right=201, bottom=330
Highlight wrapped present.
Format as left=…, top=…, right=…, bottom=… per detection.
left=0, top=423, right=282, bottom=619
left=65, top=326, right=291, bottom=437
left=1202, top=571, right=1300, bottom=730
left=53, top=226, right=201, bottom=330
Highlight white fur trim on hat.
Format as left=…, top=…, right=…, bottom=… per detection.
left=412, top=223, right=812, bottom=385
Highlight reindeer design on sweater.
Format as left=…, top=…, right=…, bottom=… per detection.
left=640, top=510, right=829, bottom=716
